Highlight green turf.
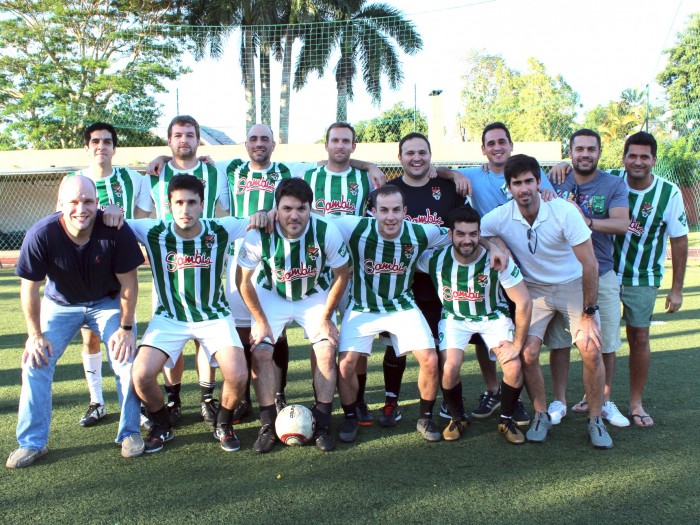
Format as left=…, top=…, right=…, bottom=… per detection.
left=1, top=265, right=699, bottom=524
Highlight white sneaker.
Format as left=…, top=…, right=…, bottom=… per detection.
left=547, top=400, right=567, bottom=425
left=602, top=401, right=630, bottom=428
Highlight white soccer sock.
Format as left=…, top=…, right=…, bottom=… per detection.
left=82, top=351, right=104, bottom=405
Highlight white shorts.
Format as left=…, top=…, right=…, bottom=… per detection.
left=225, top=257, right=255, bottom=328
left=438, top=315, right=514, bottom=360
left=253, top=286, right=335, bottom=346
left=338, top=308, right=435, bottom=356
left=138, top=314, right=242, bottom=368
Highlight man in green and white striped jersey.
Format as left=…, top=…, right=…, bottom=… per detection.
left=331, top=185, right=454, bottom=444
left=128, top=175, right=268, bottom=454
left=236, top=178, right=350, bottom=453
left=415, top=206, right=532, bottom=444
left=63, top=122, right=153, bottom=429
left=148, top=115, right=231, bottom=426
left=612, top=132, right=688, bottom=427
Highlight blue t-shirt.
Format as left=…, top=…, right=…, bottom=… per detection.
left=552, top=170, right=629, bottom=275
left=457, top=166, right=554, bottom=216
left=16, top=211, right=144, bottom=305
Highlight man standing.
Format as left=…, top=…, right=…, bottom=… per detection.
left=480, top=154, right=612, bottom=449
left=416, top=206, right=532, bottom=444
left=65, top=122, right=152, bottom=428
left=546, top=129, right=630, bottom=428
left=129, top=175, right=267, bottom=453
left=613, top=132, right=688, bottom=426
left=378, top=132, right=465, bottom=428
left=237, top=178, right=350, bottom=453
left=7, top=176, right=144, bottom=468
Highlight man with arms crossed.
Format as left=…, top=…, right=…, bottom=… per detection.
left=480, top=154, right=612, bottom=449
left=237, top=178, right=350, bottom=453
left=8, top=176, right=144, bottom=468
left=129, top=175, right=267, bottom=453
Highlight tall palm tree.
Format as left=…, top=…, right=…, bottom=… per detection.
left=293, top=1, right=422, bottom=121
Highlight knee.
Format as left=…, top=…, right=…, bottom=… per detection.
left=419, top=352, right=438, bottom=376
left=521, top=346, right=540, bottom=367
left=313, top=346, right=337, bottom=373
left=338, top=353, right=357, bottom=378
left=441, top=361, right=460, bottom=385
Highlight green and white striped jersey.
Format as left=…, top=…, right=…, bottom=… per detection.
left=237, top=215, right=348, bottom=301
left=149, top=161, right=229, bottom=220
left=217, top=159, right=315, bottom=217
left=612, top=172, right=688, bottom=286
left=128, top=217, right=249, bottom=322
left=302, top=166, right=373, bottom=216
left=332, top=216, right=451, bottom=313
left=416, top=247, right=522, bottom=321
left=67, top=167, right=152, bottom=219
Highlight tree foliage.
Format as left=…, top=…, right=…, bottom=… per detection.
left=354, top=102, right=427, bottom=143
left=457, top=52, right=579, bottom=152
left=0, top=0, right=188, bottom=150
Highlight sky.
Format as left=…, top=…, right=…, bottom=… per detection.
left=156, top=0, right=700, bottom=143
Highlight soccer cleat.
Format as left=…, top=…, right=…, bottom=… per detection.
left=601, top=401, right=630, bottom=428
left=338, top=418, right=359, bottom=443
left=471, top=390, right=501, bottom=418
left=79, top=402, right=106, bottom=427
left=6, top=447, right=48, bottom=469
left=525, top=412, right=552, bottom=444
left=438, top=401, right=451, bottom=420
left=442, top=417, right=469, bottom=441
left=314, top=424, right=336, bottom=452
left=232, top=400, right=252, bottom=424
left=200, top=398, right=219, bottom=425
left=512, top=398, right=530, bottom=427
left=498, top=417, right=525, bottom=445
left=144, top=424, right=174, bottom=454
left=378, top=402, right=402, bottom=427
left=120, top=434, right=145, bottom=458
left=253, top=424, right=276, bottom=454
left=588, top=416, right=613, bottom=449
left=547, top=400, right=567, bottom=425
left=140, top=407, right=154, bottom=432
left=274, top=393, right=287, bottom=414
left=214, top=423, right=241, bottom=452
left=166, top=401, right=181, bottom=426
left=416, top=418, right=442, bottom=442
left=356, top=402, right=374, bottom=426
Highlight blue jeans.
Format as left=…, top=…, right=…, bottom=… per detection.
left=16, top=296, right=141, bottom=449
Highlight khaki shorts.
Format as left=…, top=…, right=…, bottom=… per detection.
left=544, top=270, right=621, bottom=353
left=621, top=284, right=658, bottom=328
left=527, top=278, right=600, bottom=346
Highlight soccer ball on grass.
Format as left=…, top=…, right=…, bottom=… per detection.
left=275, top=404, right=315, bottom=446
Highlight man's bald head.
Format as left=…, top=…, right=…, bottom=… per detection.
left=58, top=175, right=98, bottom=240
left=59, top=175, right=97, bottom=204
left=245, top=123, right=276, bottom=168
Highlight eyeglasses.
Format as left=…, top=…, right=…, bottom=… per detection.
left=527, top=227, right=537, bottom=254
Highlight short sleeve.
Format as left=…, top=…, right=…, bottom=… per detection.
left=114, top=222, right=145, bottom=274
left=425, top=224, right=451, bottom=249
left=236, top=229, right=263, bottom=269
left=215, top=167, right=230, bottom=212
left=321, top=220, right=349, bottom=268
left=133, top=170, right=154, bottom=213
left=415, top=250, right=433, bottom=273
left=498, top=257, right=524, bottom=289
left=665, top=187, right=690, bottom=238
left=16, top=226, right=49, bottom=281
left=218, top=216, right=251, bottom=241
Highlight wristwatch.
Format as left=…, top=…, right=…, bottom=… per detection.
left=120, top=324, right=134, bottom=331
left=583, top=305, right=599, bottom=316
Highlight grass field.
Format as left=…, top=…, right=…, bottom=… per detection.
left=1, top=264, right=699, bottom=525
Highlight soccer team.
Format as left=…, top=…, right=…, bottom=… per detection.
left=6, top=116, right=688, bottom=468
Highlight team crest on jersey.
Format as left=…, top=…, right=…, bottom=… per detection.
left=112, top=183, right=123, bottom=198
left=307, top=246, right=320, bottom=261
left=267, top=171, right=280, bottom=182
left=432, top=187, right=441, bottom=201
left=477, top=274, right=489, bottom=287
left=349, top=182, right=359, bottom=196
left=679, top=211, right=687, bottom=227
left=204, top=234, right=215, bottom=249
left=640, top=203, right=654, bottom=218
left=403, top=244, right=415, bottom=257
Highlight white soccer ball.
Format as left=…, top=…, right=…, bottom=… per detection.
left=275, top=404, right=315, bottom=446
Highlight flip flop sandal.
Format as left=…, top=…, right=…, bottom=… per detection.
left=571, top=399, right=588, bottom=413
left=630, top=413, right=655, bottom=427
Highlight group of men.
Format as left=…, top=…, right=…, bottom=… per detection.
left=6, top=115, right=687, bottom=468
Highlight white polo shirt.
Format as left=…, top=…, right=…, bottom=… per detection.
left=480, top=197, right=590, bottom=285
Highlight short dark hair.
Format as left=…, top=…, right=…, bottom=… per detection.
left=624, top=131, right=657, bottom=157
left=570, top=128, right=601, bottom=150
left=399, top=132, right=431, bottom=155
left=482, top=122, right=512, bottom=146
left=448, top=205, right=481, bottom=229
left=326, top=122, right=356, bottom=144
left=168, top=174, right=204, bottom=203
left=168, top=115, right=200, bottom=140
left=275, top=178, right=313, bottom=207
left=504, top=154, right=542, bottom=186
left=370, top=184, right=405, bottom=209
left=83, top=122, right=118, bottom=147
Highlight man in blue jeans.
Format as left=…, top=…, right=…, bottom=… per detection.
left=7, top=175, right=145, bottom=468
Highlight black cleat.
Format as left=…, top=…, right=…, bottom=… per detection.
left=144, top=424, right=174, bottom=454
left=314, top=424, right=336, bottom=452
left=253, top=424, right=276, bottom=454
left=200, top=398, right=218, bottom=425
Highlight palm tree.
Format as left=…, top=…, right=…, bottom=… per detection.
left=294, top=1, right=423, bottom=121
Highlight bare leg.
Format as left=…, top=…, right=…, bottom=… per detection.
left=521, top=336, right=546, bottom=413
left=549, top=347, right=571, bottom=403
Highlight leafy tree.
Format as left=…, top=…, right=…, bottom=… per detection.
left=354, top=102, right=427, bottom=143
left=0, top=0, right=188, bottom=149
left=294, top=1, right=422, bottom=122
